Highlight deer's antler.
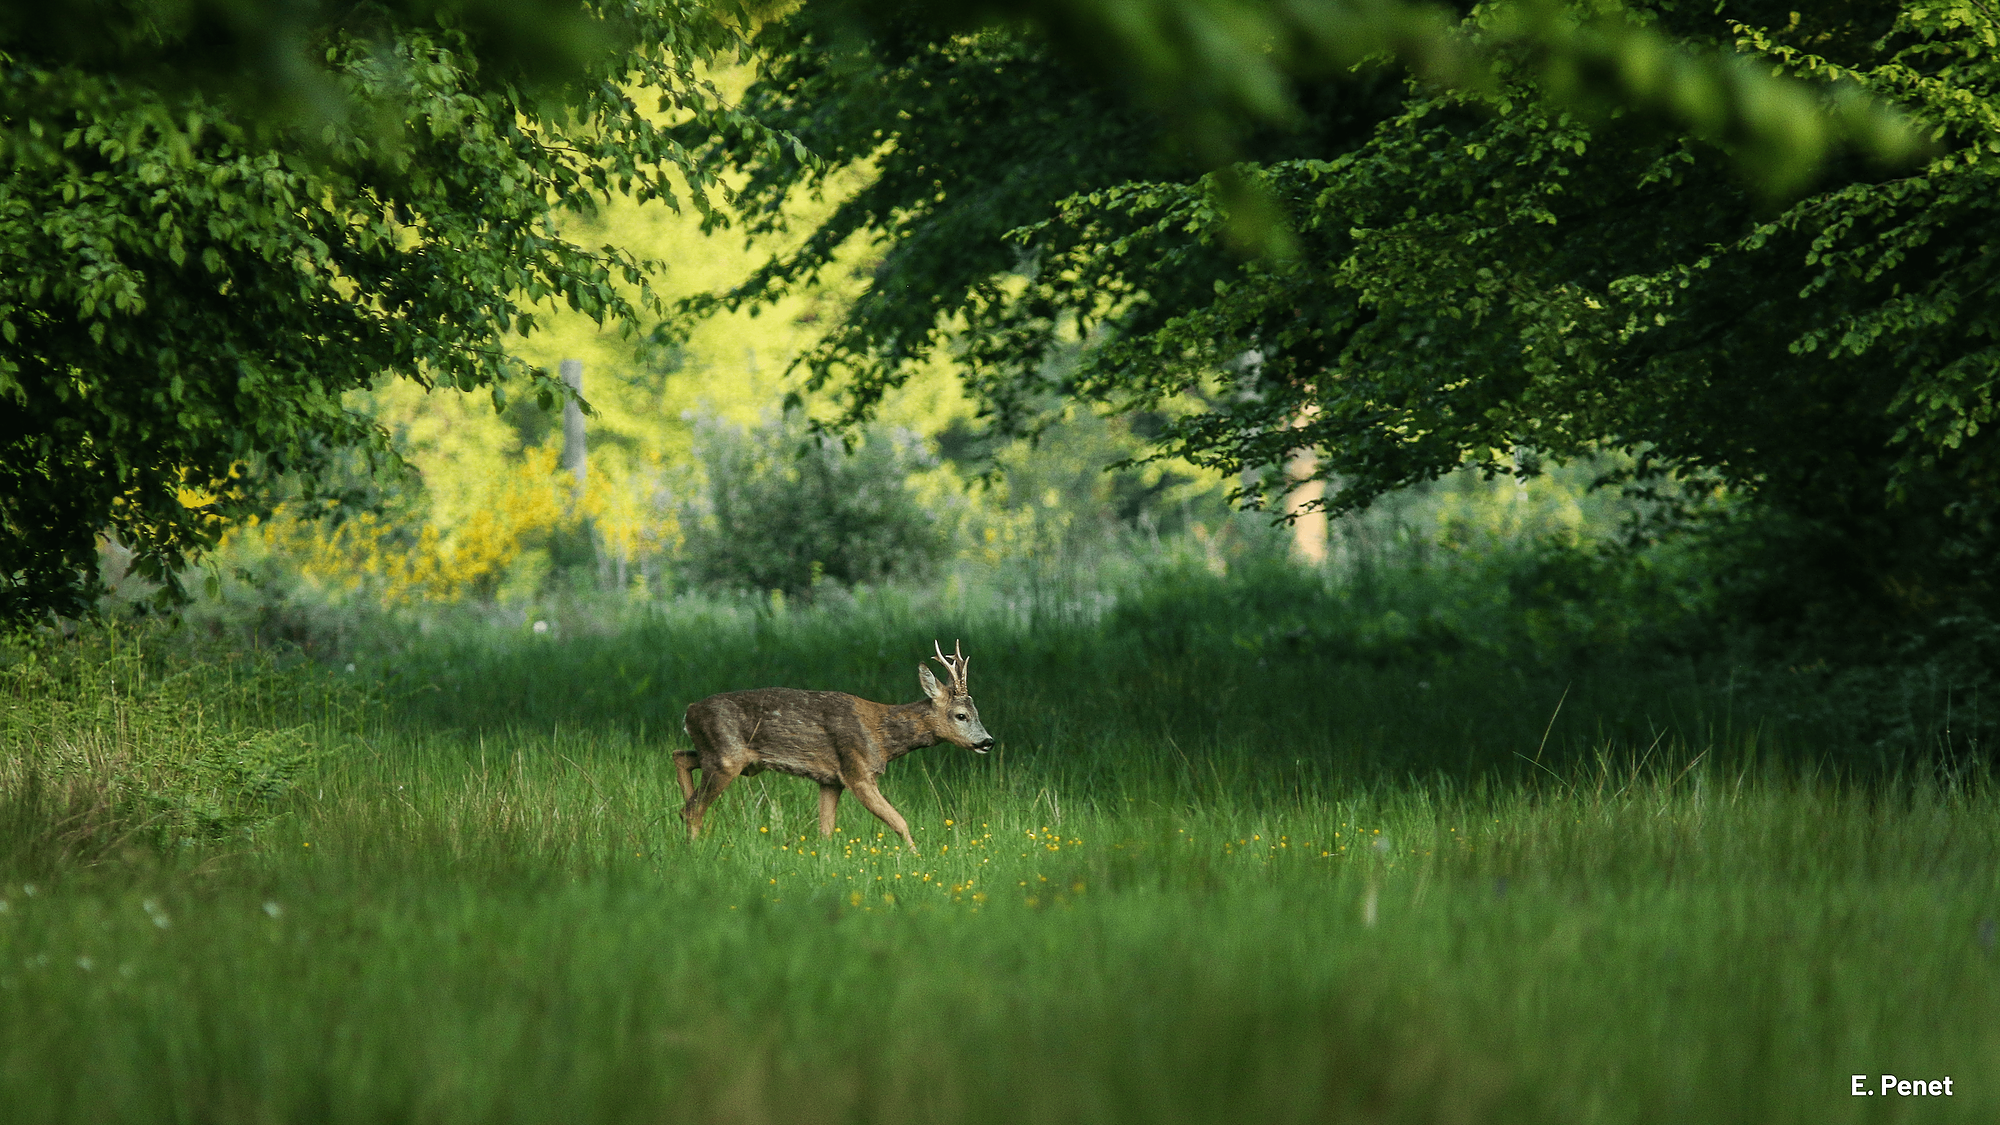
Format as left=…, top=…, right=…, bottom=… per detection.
left=932, top=639, right=969, bottom=695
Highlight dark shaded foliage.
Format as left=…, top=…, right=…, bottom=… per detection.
left=681, top=415, right=947, bottom=596
left=695, top=0, right=2000, bottom=656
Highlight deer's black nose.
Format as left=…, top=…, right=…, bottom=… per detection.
left=973, top=738, right=996, bottom=753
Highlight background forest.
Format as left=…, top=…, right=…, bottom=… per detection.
left=126, top=0, right=1993, bottom=763
left=5, top=2, right=2000, bottom=1123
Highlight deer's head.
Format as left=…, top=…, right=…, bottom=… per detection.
left=918, top=640, right=995, bottom=753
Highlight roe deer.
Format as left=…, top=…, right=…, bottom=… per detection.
left=676, top=641, right=993, bottom=854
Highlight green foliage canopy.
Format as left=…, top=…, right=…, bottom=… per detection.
left=699, top=0, right=1999, bottom=635
left=807, top=0, right=1923, bottom=192
left=0, top=1, right=777, bottom=622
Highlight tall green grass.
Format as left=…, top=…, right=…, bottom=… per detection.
left=3, top=555, right=1995, bottom=1123
left=370, top=551, right=1741, bottom=783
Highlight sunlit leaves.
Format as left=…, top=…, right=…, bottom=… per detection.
left=0, top=2, right=765, bottom=622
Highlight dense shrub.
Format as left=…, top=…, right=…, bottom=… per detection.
left=681, top=415, right=947, bottom=596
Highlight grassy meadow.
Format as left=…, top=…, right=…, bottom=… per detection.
left=3, top=553, right=1997, bottom=1124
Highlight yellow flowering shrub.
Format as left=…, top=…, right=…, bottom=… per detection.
left=225, top=444, right=681, bottom=607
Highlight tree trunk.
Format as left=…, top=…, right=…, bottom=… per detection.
left=559, top=358, right=587, bottom=490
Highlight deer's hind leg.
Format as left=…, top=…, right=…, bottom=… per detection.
left=682, top=756, right=746, bottom=839
left=680, top=711, right=754, bottom=839
left=673, top=751, right=699, bottom=801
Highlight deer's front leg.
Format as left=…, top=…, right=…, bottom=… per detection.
left=818, top=783, right=842, bottom=838
left=846, top=779, right=917, bottom=855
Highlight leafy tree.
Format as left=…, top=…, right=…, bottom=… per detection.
left=794, top=0, right=1922, bottom=194
left=0, top=0, right=776, bottom=621
left=0, top=0, right=632, bottom=127
left=695, top=0, right=1999, bottom=644
left=0, top=0, right=1939, bottom=627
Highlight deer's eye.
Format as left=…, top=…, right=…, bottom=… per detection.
left=954, top=712, right=966, bottom=721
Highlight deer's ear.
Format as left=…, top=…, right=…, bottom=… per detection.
left=918, top=664, right=948, bottom=702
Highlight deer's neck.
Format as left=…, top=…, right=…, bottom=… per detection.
left=882, top=700, right=942, bottom=761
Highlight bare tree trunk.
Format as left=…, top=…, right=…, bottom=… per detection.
left=559, top=358, right=602, bottom=582
left=559, top=358, right=587, bottom=491
left=1286, top=448, right=1328, bottom=565
left=1287, top=407, right=1327, bottom=565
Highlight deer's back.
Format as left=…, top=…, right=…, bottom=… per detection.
left=684, top=687, right=879, bottom=784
